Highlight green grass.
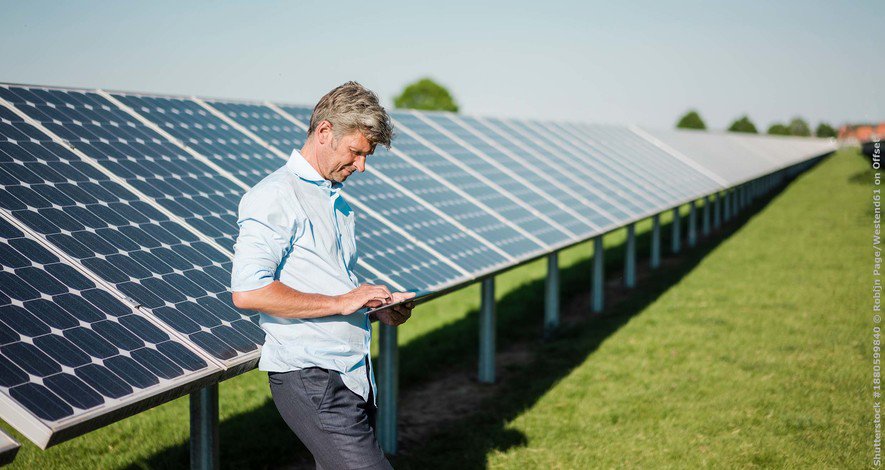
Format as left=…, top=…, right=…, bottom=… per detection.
left=3, top=149, right=865, bottom=468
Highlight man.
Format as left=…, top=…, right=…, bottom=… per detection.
left=231, top=81, right=415, bottom=470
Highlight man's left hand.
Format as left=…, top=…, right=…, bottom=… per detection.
left=374, top=291, right=415, bottom=326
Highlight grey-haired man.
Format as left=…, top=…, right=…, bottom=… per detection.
left=231, top=82, right=415, bottom=469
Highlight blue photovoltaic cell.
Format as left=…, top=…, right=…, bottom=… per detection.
left=213, top=101, right=505, bottom=282
left=207, top=100, right=306, bottom=154
left=0, top=103, right=263, bottom=362
left=508, top=119, right=659, bottom=215
left=471, top=117, right=631, bottom=225
left=392, top=112, right=572, bottom=247
left=544, top=121, right=689, bottom=210
left=0, top=215, right=211, bottom=423
left=545, top=121, right=679, bottom=207
left=0, top=86, right=244, bottom=251
left=352, top=209, right=464, bottom=292
left=422, top=113, right=598, bottom=239
left=111, top=94, right=280, bottom=187
left=568, top=123, right=721, bottom=200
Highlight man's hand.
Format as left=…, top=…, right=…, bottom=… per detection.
left=336, top=283, right=393, bottom=315
left=373, top=291, right=416, bottom=326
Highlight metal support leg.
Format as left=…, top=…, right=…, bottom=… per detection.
left=624, top=223, right=636, bottom=287
left=544, top=252, right=559, bottom=336
left=688, top=200, right=697, bottom=247
left=714, top=192, right=721, bottom=229
left=733, top=187, right=740, bottom=215
left=671, top=207, right=681, bottom=254
left=650, top=214, right=661, bottom=269
left=702, top=195, right=711, bottom=237
left=592, top=236, right=604, bottom=313
left=723, top=191, right=731, bottom=221
left=734, top=186, right=740, bottom=212
left=190, top=384, right=219, bottom=470
left=378, top=324, right=398, bottom=455
left=478, top=277, right=495, bottom=383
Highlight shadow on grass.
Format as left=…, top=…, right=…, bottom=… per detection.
left=129, top=166, right=813, bottom=470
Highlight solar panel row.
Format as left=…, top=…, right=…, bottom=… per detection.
left=0, top=82, right=836, bottom=449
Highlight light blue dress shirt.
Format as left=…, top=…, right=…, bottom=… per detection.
left=230, top=149, right=376, bottom=404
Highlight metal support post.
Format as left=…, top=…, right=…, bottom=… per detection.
left=624, top=223, right=636, bottom=287
left=592, top=236, right=604, bottom=313
left=671, top=206, right=681, bottom=254
left=737, top=186, right=743, bottom=212
left=650, top=213, right=661, bottom=269
left=733, top=187, right=740, bottom=215
left=478, top=277, right=495, bottom=383
left=544, top=252, right=559, bottom=336
left=688, top=200, right=697, bottom=247
left=378, top=324, right=398, bottom=455
left=702, top=195, right=711, bottom=236
left=714, top=192, right=722, bottom=229
left=723, top=190, right=731, bottom=221
left=190, top=384, right=219, bottom=470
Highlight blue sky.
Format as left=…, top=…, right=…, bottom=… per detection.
left=1, top=0, right=881, bottom=130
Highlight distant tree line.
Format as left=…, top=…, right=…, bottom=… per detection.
left=675, top=110, right=837, bottom=138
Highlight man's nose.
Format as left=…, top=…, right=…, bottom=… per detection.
left=354, top=155, right=366, bottom=172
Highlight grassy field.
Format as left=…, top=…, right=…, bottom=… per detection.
left=3, top=148, right=866, bottom=468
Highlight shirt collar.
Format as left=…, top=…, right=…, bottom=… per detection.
left=286, top=148, right=344, bottom=190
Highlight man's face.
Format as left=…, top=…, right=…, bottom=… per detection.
left=317, top=125, right=374, bottom=183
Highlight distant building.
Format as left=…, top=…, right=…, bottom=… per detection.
left=839, top=123, right=885, bottom=146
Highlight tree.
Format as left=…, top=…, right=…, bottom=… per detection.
left=787, top=117, right=811, bottom=137
left=393, top=78, right=459, bottom=112
left=767, top=123, right=790, bottom=136
left=676, top=110, right=706, bottom=130
left=727, top=115, right=758, bottom=134
left=815, top=122, right=837, bottom=138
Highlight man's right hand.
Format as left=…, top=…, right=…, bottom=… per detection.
left=336, top=283, right=393, bottom=315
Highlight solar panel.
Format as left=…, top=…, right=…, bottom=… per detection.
left=475, top=117, right=632, bottom=226
left=558, top=122, right=723, bottom=205
left=391, top=111, right=574, bottom=247
left=504, top=118, right=658, bottom=217
left=0, top=93, right=263, bottom=365
left=0, top=86, right=245, bottom=252
left=588, top=123, right=723, bottom=196
left=207, top=100, right=307, bottom=152
left=110, top=93, right=281, bottom=187
left=636, top=128, right=787, bottom=186
left=417, top=113, right=600, bottom=239
left=353, top=210, right=464, bottom=292
left=367, top=117, right=543, bottom=259
left=731, top=133, right=836, bottom=170
left=0, top=214, right=220, bottom=449
left=532, top=120, right=676, bottom=215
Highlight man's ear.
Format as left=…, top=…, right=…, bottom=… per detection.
left=316, top=120, right=333, bottom=145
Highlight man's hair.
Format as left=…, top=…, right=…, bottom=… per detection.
left=307, top=81, right=394, bottom=149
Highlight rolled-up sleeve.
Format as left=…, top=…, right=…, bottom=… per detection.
left=231, top=183, right=298, bottom=292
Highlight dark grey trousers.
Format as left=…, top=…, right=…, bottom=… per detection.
left=269, top=364, right=392, bottom=470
